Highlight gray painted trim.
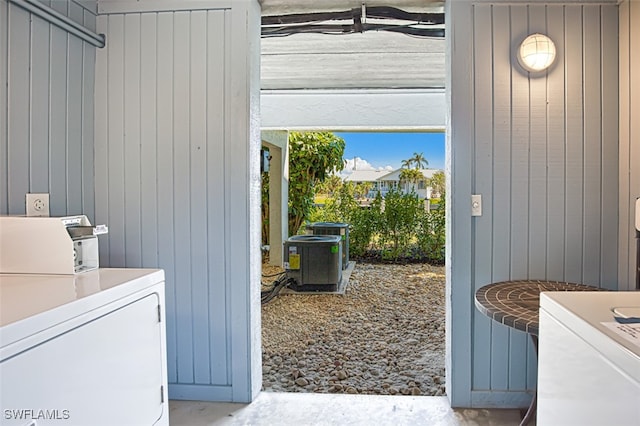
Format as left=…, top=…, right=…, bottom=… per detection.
left=168, top=384, right=233, bottom=402
left=446, top=0, right=474, bottom=408
left=471, top=391, right=533, bottom=409
left=227, top=0, right=262, bottom=403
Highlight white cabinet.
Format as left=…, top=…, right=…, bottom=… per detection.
left=538, top=292, right=640, bottom=426
left=0, top=269, right=168, bottom=426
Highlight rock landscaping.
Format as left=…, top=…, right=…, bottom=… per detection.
left=261, top=262, right=446, bottom=396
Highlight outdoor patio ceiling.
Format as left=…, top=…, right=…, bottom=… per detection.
left=260, top=1, right=445, bottom=90
left=261, top=6, right=444, bottom=38
left=260, top=0, right=444, bottom=15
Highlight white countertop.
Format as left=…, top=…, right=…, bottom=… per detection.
left=0, top=268, right=164, bottom=349
left=540, top=291, right=640, bottom=383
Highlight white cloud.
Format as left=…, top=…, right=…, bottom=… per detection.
left=345, top=157, right=375, bottom=171
left=339, top=157, right=393, bottom=178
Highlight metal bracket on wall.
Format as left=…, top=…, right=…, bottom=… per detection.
left=8, top=0, right=105, bottom=48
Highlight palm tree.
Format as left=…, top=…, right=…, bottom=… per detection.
left=410, top=152, right=428, bottom=169
left=354, top=182, right=373, bottom=199
left=317, top=174, right=342, bottom=196
left=400, top=158, right=413, bottom=169
left=399, top=168, right=425, bottom=192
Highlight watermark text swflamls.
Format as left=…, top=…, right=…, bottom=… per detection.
left=4, top=409, right=70, bottom=421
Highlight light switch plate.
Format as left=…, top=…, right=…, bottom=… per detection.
left=26, top=193, right=50, bottom=217
left=471, top=194, right=482, bottom=216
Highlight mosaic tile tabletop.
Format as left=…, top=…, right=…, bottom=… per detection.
left=475, top=280, right=603, bottom=336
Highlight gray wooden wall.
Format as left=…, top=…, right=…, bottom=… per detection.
left=94, top=0, right=262, bottom=402
left=619, top=0, right=640, bottom=292
left=447, top=1, right=619, bottom=407
left=3, top=0, right=633, bottom=408
left=0, top=0, right=96, bottom=217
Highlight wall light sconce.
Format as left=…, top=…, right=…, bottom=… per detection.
left=517, top=33, right=556, bottom=73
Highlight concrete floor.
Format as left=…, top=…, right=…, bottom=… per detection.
left=169, top=392, right=526, bottom=426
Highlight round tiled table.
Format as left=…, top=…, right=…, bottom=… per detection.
left=475, top=280, right=603, bottom=426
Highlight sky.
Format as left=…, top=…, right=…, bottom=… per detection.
left=335, top=132, right=445, bottom=178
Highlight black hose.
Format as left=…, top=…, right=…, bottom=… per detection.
left=261, top=276, right=296, bottom=305
left=262, top=271, right=287, bottom=278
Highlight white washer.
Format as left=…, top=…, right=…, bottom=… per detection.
left=538, top=291, right=640, bottom=426
left=0, top=268, right=168, bottom=426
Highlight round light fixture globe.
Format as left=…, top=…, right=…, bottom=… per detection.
left=518, top=33, right=556, bottom=72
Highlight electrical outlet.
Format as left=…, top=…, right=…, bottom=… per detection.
left=471, top=194, right=482, bottom=217
left=26, top=193, right=50, bottom=217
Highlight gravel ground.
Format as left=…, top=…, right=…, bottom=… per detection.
left=261, top=262, right=446, bottom=396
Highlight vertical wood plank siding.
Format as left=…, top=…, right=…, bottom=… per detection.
left=0, top=0, right=96, bottom=217
left=95, top=8, right=236, bottom=397
left=0, top=2, right=6, bottom=214
left=450, top=2, right=619, bottom=407
left=446, top=0, right=475, bottom=407
left=619, top=1, right=640, bottom=291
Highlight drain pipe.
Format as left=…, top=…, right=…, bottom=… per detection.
left=8, top=0, right=105, bottom=48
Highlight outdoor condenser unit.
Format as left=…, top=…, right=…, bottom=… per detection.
left=284, top=235, right=342, bottom=291
left=305, top=222, right=350, bottom=270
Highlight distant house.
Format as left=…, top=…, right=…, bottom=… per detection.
left=345, top=168, right=442, bottom=199
left=344, top=170, right=389, bottom=198
left=380, top=168, right=441, bottom=199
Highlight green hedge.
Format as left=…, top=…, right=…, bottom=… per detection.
left=308, top=186, right=445, bottom=263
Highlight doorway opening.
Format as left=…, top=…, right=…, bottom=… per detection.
left=259, top=130, right=447, bottom=396
left=257, top=0, right=447, bottom=402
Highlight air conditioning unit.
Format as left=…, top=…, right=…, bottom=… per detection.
left=284, top=235, right=342, bottom=291
left=305, top=222, right=350, bottom=270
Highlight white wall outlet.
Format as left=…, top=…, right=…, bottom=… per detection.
left=471, top=194, right=482, bottom=217
left=26, top=193, right=50, bottom=217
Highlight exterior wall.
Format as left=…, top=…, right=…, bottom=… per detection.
left=619, top=0, right=640, bottom=291
left=94, top=0, right=261, bottom=402
left=447, top=1, right=619, bottom=407
left=0, top=0, right=96, bottom=217
left=261, top=130, right=289, bottom=266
